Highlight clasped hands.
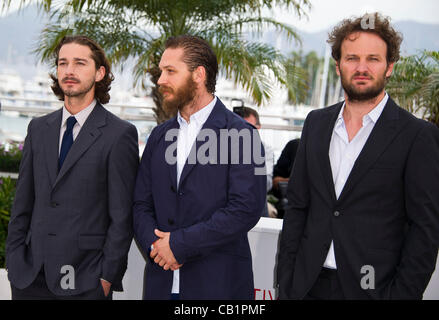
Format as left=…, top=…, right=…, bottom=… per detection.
left=150, top=229, right=183, bottom=271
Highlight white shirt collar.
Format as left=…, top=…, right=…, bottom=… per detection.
left=367, top=93, right=388, bottom=123
left=336, top=92, right=388, bottom=127
left=177, top=96, right=217, bottom=127
left=61, top=99, right=97, bottom=128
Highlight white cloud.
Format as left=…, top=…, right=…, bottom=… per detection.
left=274, top=0, right=439, bottom=32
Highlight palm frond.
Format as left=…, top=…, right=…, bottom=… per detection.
left=387, top=50, right=439, bottom=126
left=3, top=0, right=312, bottom=122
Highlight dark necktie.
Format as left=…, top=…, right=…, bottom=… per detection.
left=59, top=116, right=77, bottom=170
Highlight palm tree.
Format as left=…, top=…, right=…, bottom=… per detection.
left=285, top=50, right=341, bottom=106
left=2, top=0, right=311, bottom=123
left=387, top=51, right=439, bottom=127
left=283, top=51, right=308, bottom=104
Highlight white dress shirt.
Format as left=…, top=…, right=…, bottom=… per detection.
left=172, top=96, right=217, bottom=294
left=58, top=99, right=97, bottom=155
left=323, top=93, right=388, bottom=269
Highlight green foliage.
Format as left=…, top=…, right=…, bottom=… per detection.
left=267, top=193, right=278, bottom=205
left=0, top=177, right=16, bottom=268
left=4, top=0, right=311, bottom=123
left=283, top=52, right=309, bottom=104
left=285, top=50, right=340, bottom=106
left=0, top=143, right=23, bottom=173
left=387, top=51, right=439, bottom=126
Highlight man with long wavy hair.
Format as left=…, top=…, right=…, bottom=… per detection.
left=6, top=35, right=139, bottom=299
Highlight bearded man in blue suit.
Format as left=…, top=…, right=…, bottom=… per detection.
left=133, top=35, right=266, bottom=300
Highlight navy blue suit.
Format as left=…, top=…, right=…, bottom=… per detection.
left=133, top=99, right=266, bottom=299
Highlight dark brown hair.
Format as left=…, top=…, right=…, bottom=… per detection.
left=327, top=12, right=403, bottom=64
left=165, top=35, right=218, bottom=94
left=242, top=107, right=261, bottom=126
left=50, top=35, right=114, bottom=104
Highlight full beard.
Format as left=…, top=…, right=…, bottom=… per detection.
left=340, top=70, right=387, bottom=102
left=160, top=76, right=197, bottom=118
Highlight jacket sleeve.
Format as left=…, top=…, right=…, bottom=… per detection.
left=276, top=112, right=312, bottom=299
left=132, top=127, right=160, bottom=255
left=387, top=121, right=439, bottom=299
left=101, top=124, right=139, bottom=286
left=5, top=119, right=35, bottom=268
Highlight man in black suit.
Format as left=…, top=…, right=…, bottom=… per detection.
left=5, top=35, right=139, bottom=299
left=272, top=138, right=300, bottom=218
left=277, top=13, right=439, bottom=300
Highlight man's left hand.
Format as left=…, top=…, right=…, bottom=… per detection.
left=150, top=229, right=182, bottom=271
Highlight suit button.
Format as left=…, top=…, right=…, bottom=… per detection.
left=51, top=202, right=59, bottom=208
left=334, top=211, right=340, bottom=217
left=168, top=218, right=175, bottom=225
left=179, top=192, right=184, bottom=196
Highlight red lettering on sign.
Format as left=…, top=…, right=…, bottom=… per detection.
left=254, top=288, right=276, bottom=300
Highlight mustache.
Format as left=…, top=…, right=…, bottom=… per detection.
left=159, top=85, right=173, bottom=94
left=61, top=77, right=80, bottom=83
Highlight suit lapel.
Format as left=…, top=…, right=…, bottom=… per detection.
left=178, top=139, right=199, bottom=190
left=164, top=118, right=179, bottom=192
left=53, top=103, right=105, bottom=189
left=44, top=109, right=63, bottom=188
left=178, top=100, right=227, bottom=189
left=337, top=98, right=401, bottom=204
left=316, top=104, right=342, bottom=204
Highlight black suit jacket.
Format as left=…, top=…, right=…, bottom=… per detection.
left=273, top=138, right=300, bottom=180
left=6, top=103, right=139, bottom=295
left=277, top=97, right=439, bottom=300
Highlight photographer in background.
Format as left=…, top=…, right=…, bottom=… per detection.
left=234, top=105, right=275, bottom=217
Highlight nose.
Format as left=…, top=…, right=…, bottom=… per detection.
left=64, top=63, right=75, bottom=75
left=356, top=59, right=369, bottom=73
left=157, top=71, right=166, bottom=86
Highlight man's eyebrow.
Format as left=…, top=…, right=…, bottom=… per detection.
left=58, top=57, right=89, bottom=62
left=160, top=64, right=175, bottom=69
left=345, top=53, right=381, bottom=57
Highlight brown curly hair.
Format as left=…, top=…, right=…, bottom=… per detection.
left=50, top=35, right=114, bottom=104
left=327, top=12, right=403, bottom=64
